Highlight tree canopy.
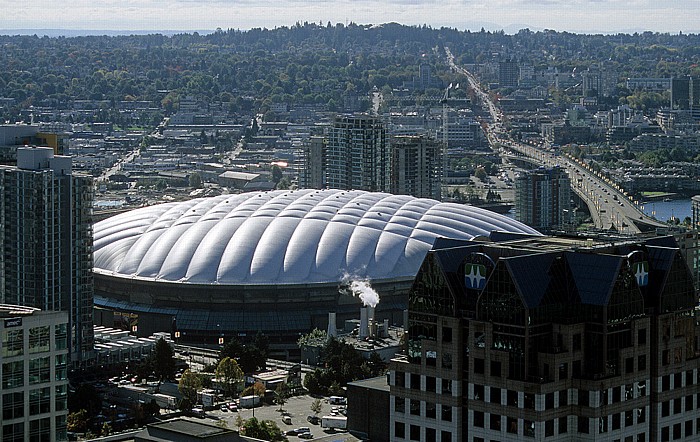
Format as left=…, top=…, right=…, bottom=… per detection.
left=240, top=417, right=285, bottom=441
left=2, top=25, right=699, bottom=124
left=153, top=338, right=177, bottom=382
left=219, top=332, right=268, bottom=374
left=215, top=357, right=244, bottom=398
left=178, top=369, right=202, bottom=410
left=303, top=336, right=386, bottom=395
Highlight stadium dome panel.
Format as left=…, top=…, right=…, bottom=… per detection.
left=92, top=189, right=539, bottom=355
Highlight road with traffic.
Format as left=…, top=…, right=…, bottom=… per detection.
left=445, top=47, right=666, bottom=234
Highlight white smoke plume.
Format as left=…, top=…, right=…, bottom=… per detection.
left=350, top=279, right=380, bottom=308
left=340, top=273, right=380, bottom=308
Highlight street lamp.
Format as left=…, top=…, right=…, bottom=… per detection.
left=217, top=324, right=224, bottom=346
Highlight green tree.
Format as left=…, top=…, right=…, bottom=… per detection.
left=329, top=380, right=344, bottom=396
left=189, top=172, right=203, bottom=189
left=154, top=179, right=167, bottom=191
left=271, top=165, right=283, bottom=184
left=67, top=410, right=89, bottom=433
left=303, top=369, right=325, bottom=395
left=101, top=422, right=112, bottom=436
left=153, top=337, right=176, bottom=382
left=241, top=381, right=266, bottom=398
left=276, top=177, right=290, bottom=190
left=241, top=417, right=285, bottom=441
left=235, top=414, right=245, bottom=431
left=219, top=334, right=268, bottom=374
left=216, top=357, right=244, bottom=398
left=310, top=398, right=323, bottom=416
left=274, top=382, right=290, bottom=411
left=297, top=328, right=327, bottom=349
left=366, top=351, right=386, bottom=376
left=142, top=400, right=160, bottom=420
left=178, top=370, right=202, bottom=409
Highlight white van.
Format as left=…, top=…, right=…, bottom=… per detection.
left=328, top=396, right=346, bottom=405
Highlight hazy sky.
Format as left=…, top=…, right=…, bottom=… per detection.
left=0, top=0, right=698, bottom=34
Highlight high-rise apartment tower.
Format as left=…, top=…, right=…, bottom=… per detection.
left=326, top=115, right=388, bottom=192
left=0, top=147, right=94, bottom=368
left=390, top=135, right=442, bottom=200
left=515, top=166, right=571, bottom=233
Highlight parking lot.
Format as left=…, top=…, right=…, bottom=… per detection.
left=203, top=394, right=356, bottom=440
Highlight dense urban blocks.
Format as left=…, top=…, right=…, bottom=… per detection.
left=92, top=189, right=538, bottom=358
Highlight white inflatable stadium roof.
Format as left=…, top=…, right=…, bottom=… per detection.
left=93, top=189, right=539, bottom=285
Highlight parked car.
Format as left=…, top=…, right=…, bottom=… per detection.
left=307, top=415, right=319, bottom=425
left=299, top=432, right=313, bottom=439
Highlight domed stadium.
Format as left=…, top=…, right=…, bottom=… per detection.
left=93, top=189, right=538, bottom=356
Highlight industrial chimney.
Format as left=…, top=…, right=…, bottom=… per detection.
left=327, top=312, right=337, bottom=338
left=360, top=307, right=369, bottom=339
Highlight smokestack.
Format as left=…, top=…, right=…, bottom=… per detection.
left=360, top=307, right=369, bottom=339
left=403, top=309, right=409, bottom=331
left=327, top=312, right=337, bottom=338
left=383, top=318, right=390, bottom=338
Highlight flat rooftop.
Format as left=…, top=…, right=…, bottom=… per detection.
left=347, top=375, right=390, bottom=392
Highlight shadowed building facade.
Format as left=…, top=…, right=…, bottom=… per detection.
left=389, top=234, right=699, bottom=441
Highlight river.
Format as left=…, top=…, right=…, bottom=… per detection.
left=640, top=199, right=692, bottom=223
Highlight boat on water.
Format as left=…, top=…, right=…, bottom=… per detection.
left=663, top=197, right=673, bottom=202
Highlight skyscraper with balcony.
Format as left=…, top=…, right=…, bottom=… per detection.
left=299, top=135, right=326, bottom=190
left=390, top=135, right=442, bottom=200
left=0, top=147, right=94, bottom=368
left=326, top=115, right=388, bottom=192
left=515, top=166, right=571, bottom=233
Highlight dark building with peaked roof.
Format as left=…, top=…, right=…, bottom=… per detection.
left=389, top=233, right=700, bottom=442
